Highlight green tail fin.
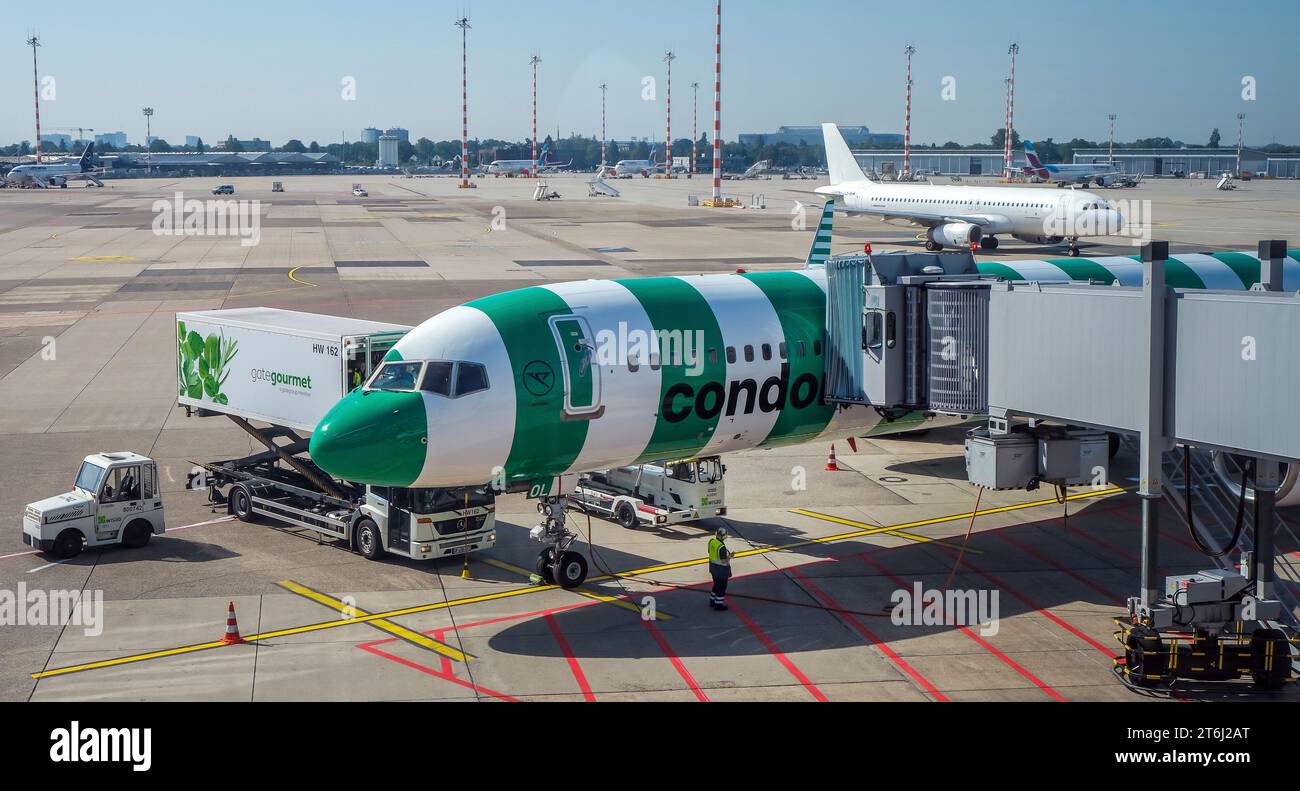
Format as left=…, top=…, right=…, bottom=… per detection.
left=805, top=200, right=835, bottom=268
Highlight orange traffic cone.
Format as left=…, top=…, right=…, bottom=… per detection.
left=825, top=444, right=840, bottom=472
left=847, top=437, right=859, bottom=453
left=220, top=601, right=245, bottom=645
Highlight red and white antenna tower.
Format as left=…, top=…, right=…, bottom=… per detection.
left=28, top=34, right=42, bottom=163
left=1004, top=43, right=1019, bottom=177
left=711, top=0, right=723, bottom=203
left=691, top=81, right=699, bottom=176
left=600, top=83, right=608, bottom=168
left=530, top=54, right=541, bottom=178
left=456, top=16, right=472, bottom=188
left=664, top=51, right=676, bottom=178
left=903, top=44, right=915, bottom=179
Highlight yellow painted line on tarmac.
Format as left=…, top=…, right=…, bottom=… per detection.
left=479, top=557, right=673, bottom=620
left=789, top=510, right=985, bottom=554
left=72, top=255, right=136, bottom=263
left=227, top=265, right=320, bottom=301
left=276, top=580, right=469, bottom=663
left=33, top=487, right=1125, bottom=680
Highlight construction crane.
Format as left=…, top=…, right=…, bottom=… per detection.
left=43, top=127, right=95, bottom=148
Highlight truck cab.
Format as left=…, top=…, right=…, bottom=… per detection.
left=23, top=453, right=165, bottom=558
left=575, top=456, right=727, bottom=529
left=354, top=485, right=496, bottom=560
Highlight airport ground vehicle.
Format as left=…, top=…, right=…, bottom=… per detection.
left=272, top=181, right=284, bottom=192
left=177, top=308, right=497, bottom=562
left=23, top=453, right=165, bottom=558
left=212, top=185, right=235, bottom=195
left=571, top=457, right=727, bottom=529
left=352, top=184, right=368, bottom=197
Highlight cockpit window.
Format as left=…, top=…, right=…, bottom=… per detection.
left=421, top=361, right=454, bottom=396
left=454, top=362, right=490, bottom=397
left=369, top=361, right=423, bottom=392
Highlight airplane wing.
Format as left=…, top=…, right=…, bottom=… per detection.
left=864, top=207, right=1013, bottom=232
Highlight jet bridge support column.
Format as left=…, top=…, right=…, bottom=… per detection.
left=1137, top=242, right=1169, bottom=608
left=1251, top=240, right=1288, bottom=600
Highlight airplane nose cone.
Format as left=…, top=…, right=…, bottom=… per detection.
left=310, top=390, right=428, bottom=487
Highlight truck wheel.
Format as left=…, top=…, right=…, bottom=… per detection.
left=1124, top=627, right=1165, bottom=687
left=1250, top=629, right=1290, bottom=691
left=535, top=548, right=557, bottom=584
left=53, top=529, right=84, bottom=559
left=355, top=519, right=385, bottom=560
left=556, top=551, right=588, bottom=589
left=616, top=502, right=638, bottom=530
left=230, top=486, right=254, bottom=522
left=122, top=519, right=152, bottom=549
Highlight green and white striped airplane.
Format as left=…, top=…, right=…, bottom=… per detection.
left=310, top=201, right=1298, bottom=493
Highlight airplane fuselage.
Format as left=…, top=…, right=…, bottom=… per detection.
left=310, top=270, right=907, bottom=489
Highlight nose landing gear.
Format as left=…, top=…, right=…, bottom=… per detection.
left=529, top=496, right=589, bottom=589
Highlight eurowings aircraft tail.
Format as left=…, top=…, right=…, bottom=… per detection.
left=1022, top=140, right=1051, bottom=179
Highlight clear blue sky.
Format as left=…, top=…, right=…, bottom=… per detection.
left=3, top=0, right=1296, bottom=147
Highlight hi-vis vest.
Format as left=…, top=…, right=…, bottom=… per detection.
left=708, top=537, right=730, bottom=567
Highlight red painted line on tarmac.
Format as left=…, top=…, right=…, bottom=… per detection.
left=858, top=554, right=1068, bottom=702
left=641, top=619, right=710, bottom=702
left=544, top=613, right=596, bottom=702
left=730, top=602, right=828, bottom=702
left=357, top=642, right=520, bottom=703
left=958, top=625, right=1068, bottom=702
left=995, top=532, right=1123, bottom=604
left=959, top=557, right=1114, bottom=658
left=1111, top=508, right=1202, bottom=554
left=788, top=566, right=949, bottom=702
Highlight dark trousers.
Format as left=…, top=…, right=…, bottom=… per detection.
left=710, top=574, right=729, bottom=607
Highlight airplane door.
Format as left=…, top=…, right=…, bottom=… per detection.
left=549, top=315, right=603, bottom=418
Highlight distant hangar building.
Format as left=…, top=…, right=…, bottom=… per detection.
left=1072, top=147, right=1269, bottom=177
left=850, top=148, right=1026, bottom=177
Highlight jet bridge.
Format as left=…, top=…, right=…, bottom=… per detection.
left=823, top=240, right=1299, bottom=689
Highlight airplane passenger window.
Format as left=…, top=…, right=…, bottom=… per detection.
left=649, top=353, right=661, bottom=370
left=744, top=345, right=755, bottom=363
left=628, top=353, right=640, bottom=373
left=708, top=348, right=719, bottom=365
left=726, top=347, right=737, bottom=364
left=813, top=340, right=823, bottom=356
left=454, top=362, right=490, bottom=397
left=761, top=343, right=772, bottom=361
left=420, top=361, right=454, bottom=396
left=371, top=362, right=424, bottom=392
left=797, top=341, right=807, bottom=357
left=779, top=342, right=788, bottom=359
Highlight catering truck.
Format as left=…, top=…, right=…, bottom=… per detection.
left=176, top=308, right=498, bottom=562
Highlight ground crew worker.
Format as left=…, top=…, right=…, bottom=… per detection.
left=708, top=527, right=732, bottom=611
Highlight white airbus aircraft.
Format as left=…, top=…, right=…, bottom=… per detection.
left=614, top=146, right=661, bottom=178
left=486, top=144, right=572, bottom=176
left=816, top=124, right=1124, bottom=256
left=5, top=143, right=105, bottom=188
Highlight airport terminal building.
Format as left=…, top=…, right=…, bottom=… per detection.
left=110, top=151, right=342, bottom=177
left=740, top=125, right=904, bottom=148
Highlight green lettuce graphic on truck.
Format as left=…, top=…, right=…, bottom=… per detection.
left=177, top=321, right=238, bottom=406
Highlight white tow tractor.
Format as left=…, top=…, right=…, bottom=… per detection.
left=571, top=457, right=727, bottom=529
left=22, top=453, right=165, bottom=558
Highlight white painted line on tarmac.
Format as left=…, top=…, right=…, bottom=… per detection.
left=1, top=516, right=237, bottom=563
